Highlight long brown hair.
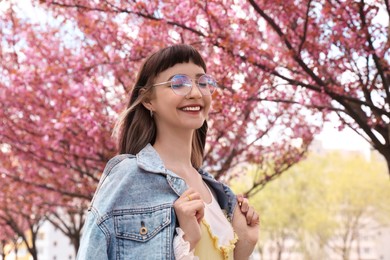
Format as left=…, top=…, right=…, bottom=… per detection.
left=115, top=44, right=208, bottom=168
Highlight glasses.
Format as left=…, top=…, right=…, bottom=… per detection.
left=152, top=74, right=217, bottom=96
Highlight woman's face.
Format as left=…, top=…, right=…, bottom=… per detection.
left=146, top=62, right=212, bottom=132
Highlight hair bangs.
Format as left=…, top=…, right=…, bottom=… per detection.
left=147, top=45, right=207, bottom=79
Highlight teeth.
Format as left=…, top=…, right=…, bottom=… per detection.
left=182, top=106, right=201, bottom=111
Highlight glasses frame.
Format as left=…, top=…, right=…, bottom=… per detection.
left=152, top=74, right=217, bottom=96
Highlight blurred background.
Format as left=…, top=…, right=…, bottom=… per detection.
left=0, top=0, right=389, bottom=259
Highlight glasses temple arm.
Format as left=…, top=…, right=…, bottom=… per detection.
left=152, top=81, right=172, bottom=87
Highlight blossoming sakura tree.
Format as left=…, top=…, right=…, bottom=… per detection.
left=0, top=0, right=388, bottom=250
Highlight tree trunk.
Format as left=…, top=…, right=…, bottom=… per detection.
left=385, top=153, right=390, bottom=178
left=72, top=235, right=80, bottom=256
left=13, top=246, right=18, bottom=260
left=374, top=146, right=390, bottom=177
left=0, top=240, right=5, bottom=260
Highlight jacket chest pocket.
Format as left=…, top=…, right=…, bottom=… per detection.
left=114, top=204, right=172, bottom=259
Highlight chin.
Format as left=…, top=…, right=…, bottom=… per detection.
left=183, top=121, right=206, bottom=130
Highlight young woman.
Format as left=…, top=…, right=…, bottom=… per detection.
left=77, top=44, right=259, bottom=259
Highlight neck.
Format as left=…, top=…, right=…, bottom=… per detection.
left=153, top=129, right=194, bottom=173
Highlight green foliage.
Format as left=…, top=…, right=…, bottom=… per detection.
left=231, top=150, right=390, bottom=258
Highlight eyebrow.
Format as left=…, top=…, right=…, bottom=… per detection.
left=167, top=73, right=206, bottom=80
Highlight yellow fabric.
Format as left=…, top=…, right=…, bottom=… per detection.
left=194, top=219, right=238, bottom=260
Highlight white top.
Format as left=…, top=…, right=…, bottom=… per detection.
left=173, top=183, right=235, bottom=259
left=203, top=184, right=235, bottom=246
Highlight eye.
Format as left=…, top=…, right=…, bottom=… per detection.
left=171, top=75, right=191, bottom=89
left=197, top=82, right=208, bottom=88
left=172, top=82, right=186, bottom=89
left=198, top=75, right=212, bottom=88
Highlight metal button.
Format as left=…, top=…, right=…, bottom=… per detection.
left=140, top=226, right=148, bottom=235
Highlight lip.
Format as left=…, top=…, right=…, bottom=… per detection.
left=178, top=104, right=203, bottom=112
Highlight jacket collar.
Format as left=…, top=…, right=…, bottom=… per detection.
left=136, top=143, right=194, bottom=180
left=136, top=144, right=187, bottom=196
left=136, top=144, right=169, bottom=175
left=137, top=143, right=215, bottom=180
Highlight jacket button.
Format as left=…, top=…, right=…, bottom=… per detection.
left=140, top=226, right=148, bottom=235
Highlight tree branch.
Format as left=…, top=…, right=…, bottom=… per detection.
left=298, top=0, right=313, bottom=54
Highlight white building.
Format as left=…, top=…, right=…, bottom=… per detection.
left=35, top=221, right=75, bottom=260
left=5, top=220, right=75, bottom=260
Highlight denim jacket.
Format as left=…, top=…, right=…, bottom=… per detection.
left=77, top=144, right=237, bottom=260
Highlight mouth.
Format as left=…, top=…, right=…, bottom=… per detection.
left=179, top=105, right=202, bottom=112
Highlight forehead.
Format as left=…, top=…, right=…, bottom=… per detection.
left=155, top=62, right=205, bottom=81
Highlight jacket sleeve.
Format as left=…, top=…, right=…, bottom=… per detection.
left=77, top=208, right=109, bottom=259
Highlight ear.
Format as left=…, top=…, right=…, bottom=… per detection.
left=139, top=88, right=154, bottom=112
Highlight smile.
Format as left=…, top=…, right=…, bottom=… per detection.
left=180, top=106, right=201, bottom=111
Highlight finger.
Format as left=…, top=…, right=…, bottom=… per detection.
left=195, top=205, right=205, bottom=222
left=181, top=187, right=197, bottom=196
left=182, top=188, right=201, bottom=198
left=246, top=207, right=255, bottom=225
left=237, top=194, right=244, bottom=204
left=240, top=198, right=249, bottom=213
left=250, top=212, right=260, bottom=226
left=180, top=188, right=196, bottom=198
left=178, top=200, right=205, bottom=216
left=186, top=193, right=201, bottom=202
left=181, top=201, right=205, bottom=223
left=179, top=192, right=201, bottom=203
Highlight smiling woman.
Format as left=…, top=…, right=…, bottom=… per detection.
left=77, top=44, right=259, bottom=260
left=144, top=62, right=212, bottom=136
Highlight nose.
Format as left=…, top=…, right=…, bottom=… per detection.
left=186, top=80, right=202, bottom=99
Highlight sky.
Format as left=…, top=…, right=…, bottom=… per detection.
left=317, top=123, right=371, bottom=152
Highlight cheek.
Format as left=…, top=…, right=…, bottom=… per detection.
left=204, top=97, right=212, bottom=114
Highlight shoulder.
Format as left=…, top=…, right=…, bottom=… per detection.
left=103, top=154, right=137, bottom=177
left=89, top=154, right=139, bottom=209
left=90, top=152, right=173, bottom=211
left=97, top=154, right=142, bottom=190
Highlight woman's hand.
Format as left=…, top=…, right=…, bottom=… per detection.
left=233, top=195, right=260, bottom=260
left=173, top=188, right=205, bottom=250
left=237, top=194, right=260, bottom=226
